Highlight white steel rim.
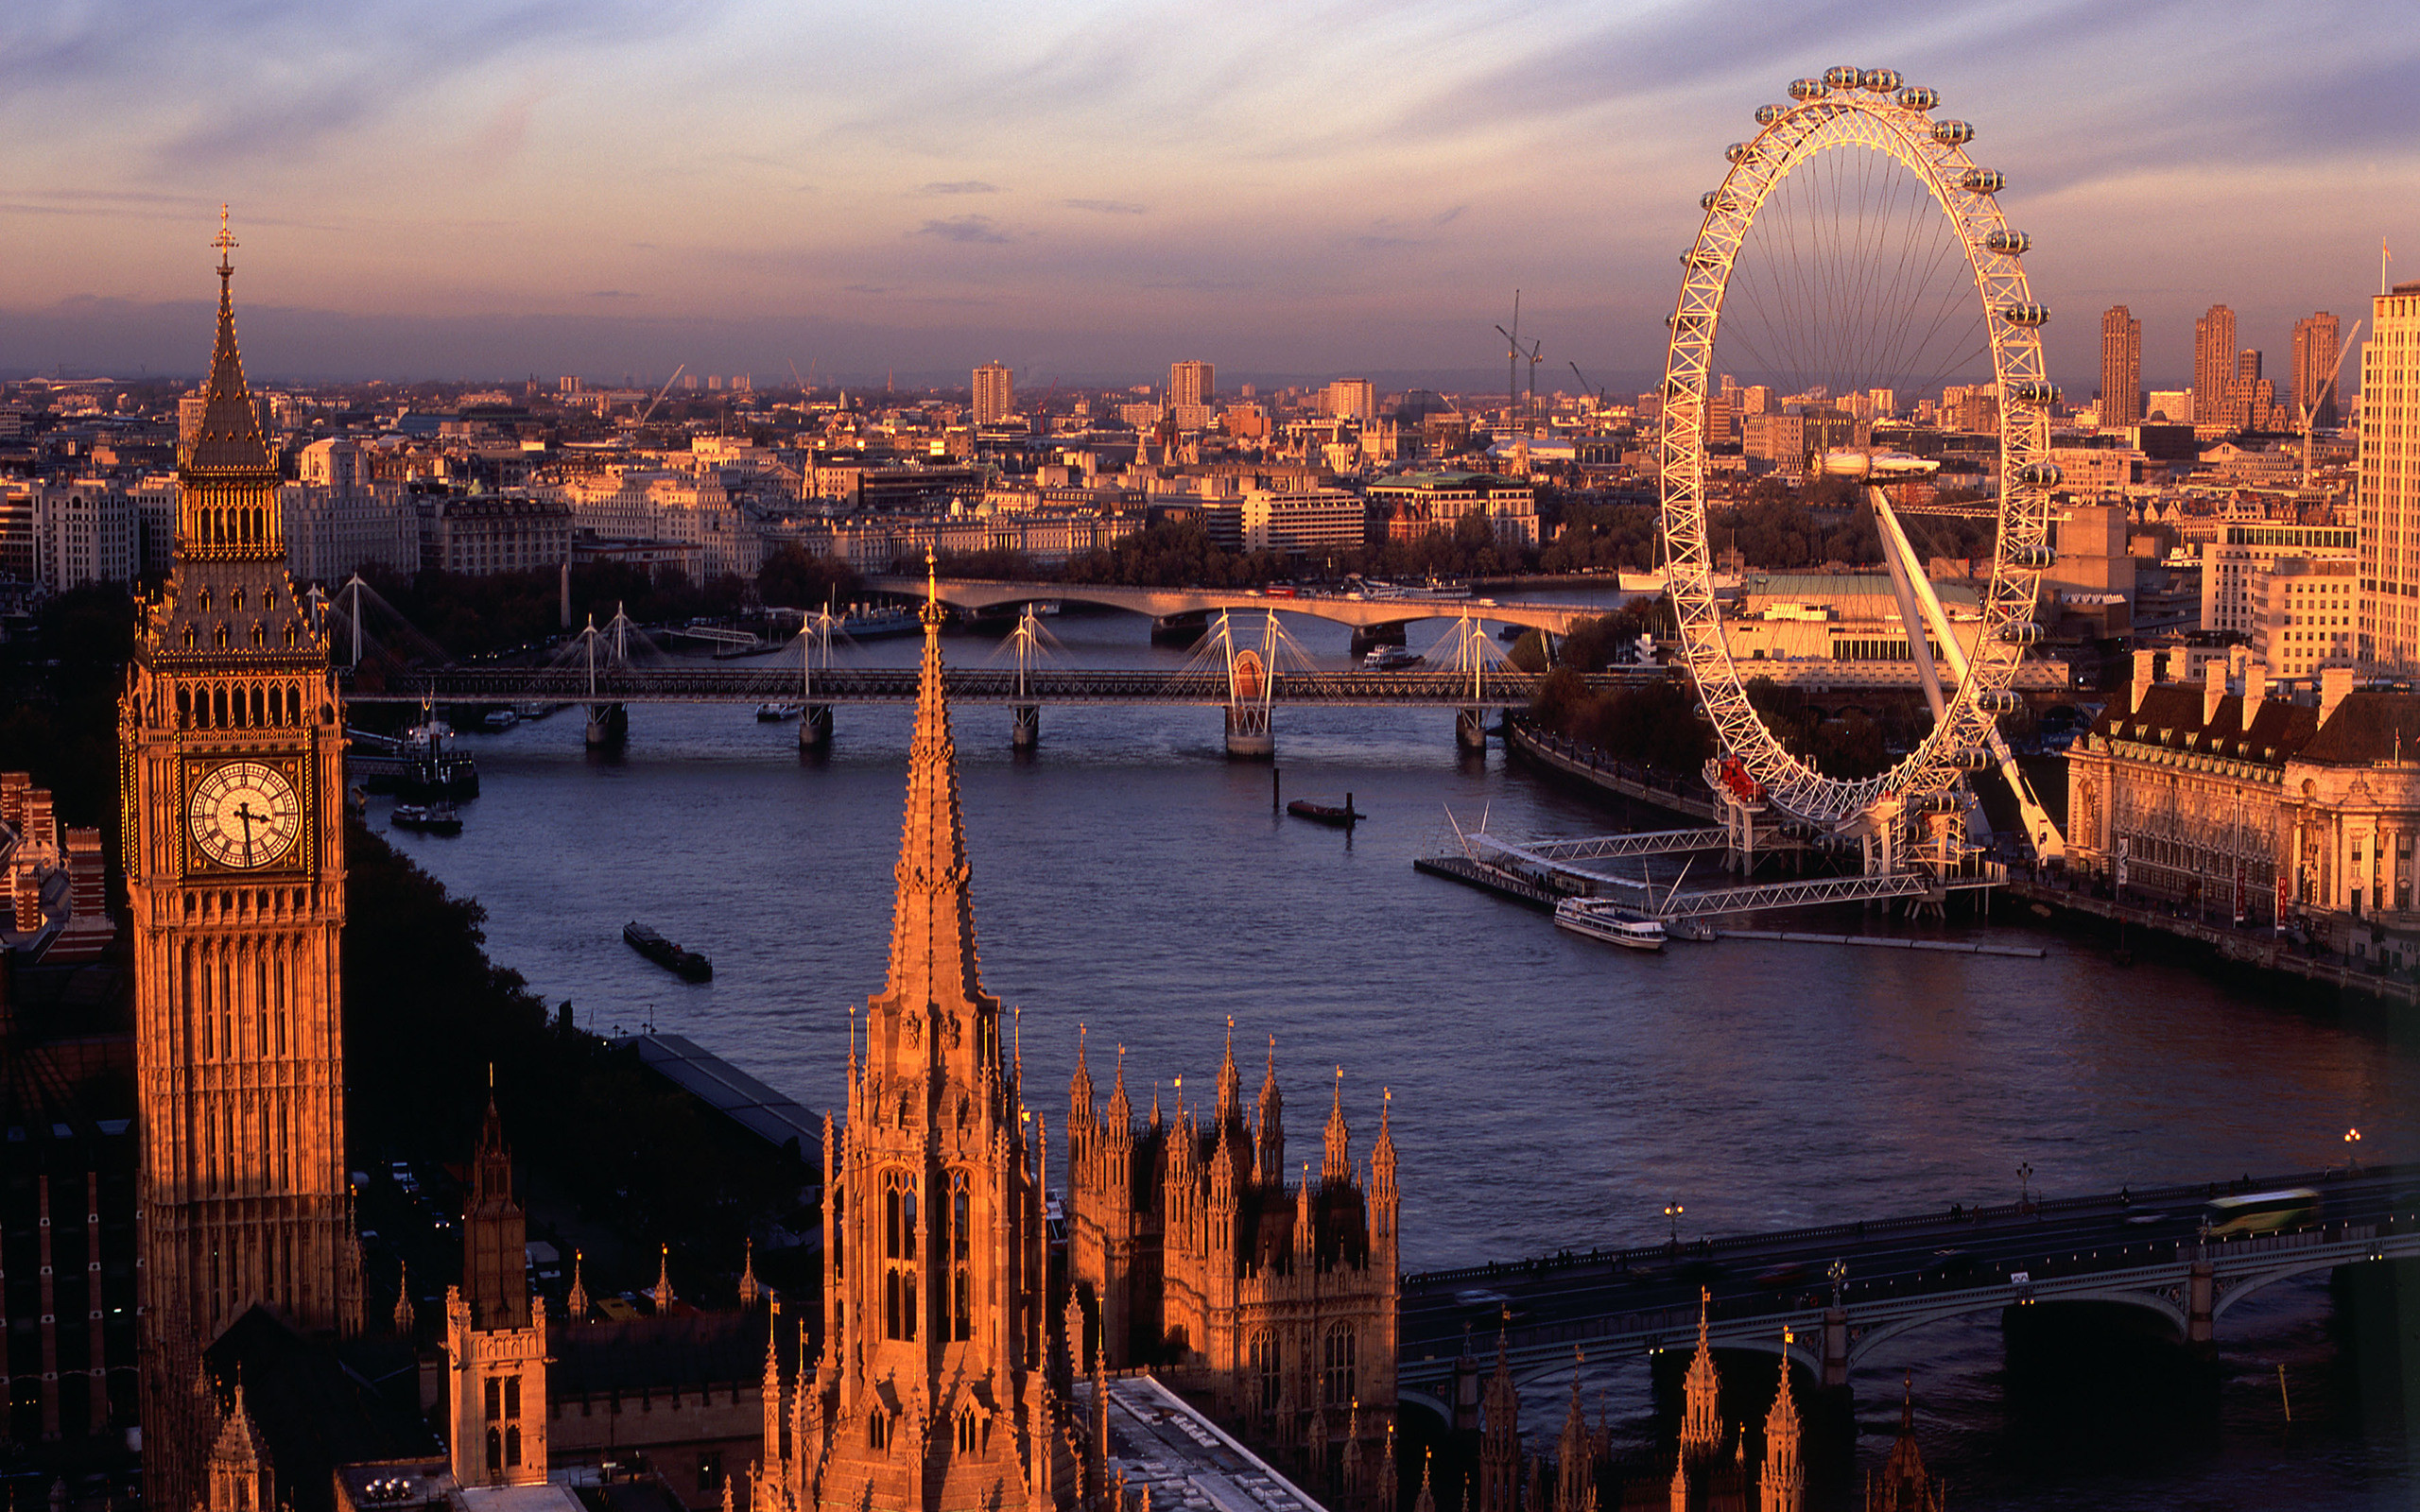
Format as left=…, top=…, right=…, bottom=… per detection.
left=1658, top=74, right=2055, bottom=829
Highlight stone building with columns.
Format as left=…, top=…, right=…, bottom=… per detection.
left=2066, top=662, right=2420, bottom=962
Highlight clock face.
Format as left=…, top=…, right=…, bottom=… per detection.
left=188, top=761, right=302, bottom=869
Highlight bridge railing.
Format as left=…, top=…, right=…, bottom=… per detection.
left=1402, top=1162, right=2409, bottom=1292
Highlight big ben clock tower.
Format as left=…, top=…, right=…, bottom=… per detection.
left=121, top=215, right=360, bottom=1510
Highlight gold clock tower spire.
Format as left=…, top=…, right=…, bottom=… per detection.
left=122, top=215, right=356, bottom=1512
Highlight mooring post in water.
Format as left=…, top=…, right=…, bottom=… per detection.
left=1272, top=767, right=1281, bottom=812
left=2278, top=1364, right=2292, bottom=1422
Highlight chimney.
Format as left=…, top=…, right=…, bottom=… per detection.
left=2243, top=664, right=2268, bottom=712
left=2320, top=665, right=2357, bottom=726
left=2204, top=659, right=2227, bottom=727
left=2131, top=648, right=2159, bottom=713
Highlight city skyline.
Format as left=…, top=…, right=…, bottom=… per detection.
left=5, top=0, right=2415, bottom=387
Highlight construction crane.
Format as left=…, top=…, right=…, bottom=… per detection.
left=1495, top=291, right=1524, bottom=434
left=1568, top=360, right=1608, bottom=409
left=2301, top=318, right=2363, bottom=488
left=637, top=364, right=687, bottom=424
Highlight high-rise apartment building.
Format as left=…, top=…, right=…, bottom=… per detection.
left=2195, top=304, right=2238, bottom=431
left=2293, top=312, right=2344, bottom=428
left=972, top=361, right=1014, bottom=425
left=2360, top=283, right=2420, bottom=670
left=1170, top=360, right=1215, bottom=409
left=2100, top=305, right=2143, bottom=427
left=1323, top=378, right=1375, bottom=421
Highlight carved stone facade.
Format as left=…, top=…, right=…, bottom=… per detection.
left=444, top=1101, right=550, bottom=1487
left=124, top=226, right=362, bottom=1512
left=2067, top=671, right=2420, bottom=958
left=1064, top=1031, right=1399, bottom=1505
left=752, top=587, right=1075, bottom=1512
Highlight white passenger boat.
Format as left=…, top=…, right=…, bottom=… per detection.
left=1552, top=898, right=1667, bottom=952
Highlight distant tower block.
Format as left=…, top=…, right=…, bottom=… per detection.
left=1170, top=360, right=1215, bottom=409
left=973, top=361, right=1015, bottom=425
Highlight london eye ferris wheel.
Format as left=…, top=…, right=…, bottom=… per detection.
left=1657, top=66, right=2063, bottom=854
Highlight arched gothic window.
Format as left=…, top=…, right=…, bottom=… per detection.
left=1322, top=1324, right=1356, bottom=1409
left=1251, top=1331, right=1282, bottom=1420
left=883, top=1170, right=918, bottom=1341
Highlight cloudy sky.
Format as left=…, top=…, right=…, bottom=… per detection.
left=5, top=0, right=2415, bottom=392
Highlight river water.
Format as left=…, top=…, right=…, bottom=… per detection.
left=385, top=599, right=2419, bottom=1508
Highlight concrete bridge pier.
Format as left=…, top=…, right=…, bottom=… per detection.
left=1225, top=705, right=1274, bottom=760
left=1349, top=620, right=1409, bottom=655
left=1152, top=611, right=1211, bottom=645
left=2187, top=1261, right=2215, bottom=1346
left=585, top=703, right=628, bottom=748
left=1456, top=708, right=1489, bottom=751
left=799, top=705, right=834, bottom=750
left=1011, top=704, right=1041, bottom=749
left=1822, top=1306, right=1850, bottom=1390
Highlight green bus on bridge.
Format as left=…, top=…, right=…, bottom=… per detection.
left=2202, top=1187, right=2322, bottom=1238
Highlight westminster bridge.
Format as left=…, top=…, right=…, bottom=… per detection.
left=1392, top=1162, right=2419, bottom=1418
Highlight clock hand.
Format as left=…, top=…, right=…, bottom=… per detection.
left=234, top=800, right=258, bottom=865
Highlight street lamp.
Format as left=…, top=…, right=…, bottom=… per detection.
left=2346, top=1126, right=2362, bottom=1172
left=2016, top=1161, right=2034, bottom=1210
left=1665, top=1200, right=1685, bottom=1247
left=1827, top=1259, right=1847, bottom=1308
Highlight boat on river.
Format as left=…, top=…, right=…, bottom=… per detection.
left=391, top=801, right=463, bottom=836
left=1364, top=644, right=1426, bottom=672
left=1287, top=797, right=1361, bottom=827
left=1553, top=898, right=1667, bottom=952
left=624, top=921, right=713, bottom=982
left=756, top=702, right=804, bottom=722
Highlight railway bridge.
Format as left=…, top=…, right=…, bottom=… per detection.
left=1394, top=1163, right=2417, bottom=1420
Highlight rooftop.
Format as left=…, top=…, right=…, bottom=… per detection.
left=1084, top=1374, right=1325, bottom=1512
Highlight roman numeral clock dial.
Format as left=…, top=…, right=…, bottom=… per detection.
left=187, top=760, right=302, bottom=869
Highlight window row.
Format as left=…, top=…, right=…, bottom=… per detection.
left=179, top=681, right=306, bottom=730
left=194, top=506, right=273, bottom=549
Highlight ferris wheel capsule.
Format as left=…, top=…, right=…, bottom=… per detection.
left=1985, top=230, right=2031, bottom=255
left=1860, top=69, right=1902, bottom=92
left=1789, top=77, right=1828, bottom=101
left=1950, top=747, right=1994, bottom=772
left=1823, top=65, right=1862, bottom=89
left=2008, top=381, right=2060, bottom=405
left=2014, top=461, right=2063, bottom=488
left=1930, top=120, right=1975, bottom=146
left=2000, top=303, right=2050, bottom=327
left=1961, top=168, right=2005, bottom=194
left=1998, top=622, right=2046, bottom=645
left=1755, top=104, right=1788, bottom=127
left=1897, top=85, right=1940, bottom=110
left=1909, top=790, right=1965, bottom=814
left=1726, top=143, right=1754, bottom=163
left=1976, top=689, right=2023, bottom=716
left=1702, top=190, right=1734, bottom=213
left=2011, top=545, right=2056, bottom=570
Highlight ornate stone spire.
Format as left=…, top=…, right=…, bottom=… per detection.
left=1254, top=1036, right=1283, bottom=1183
left=738, top=1239, right=763, bottom=1308
left=184, top=207, right=275, bottom=478
left=1322, top=1066, right=1351, bottom=1184
left=652, top=1245, right=677, bottom=1314
left=877, top=555, right=985, bottom=1016
left=1216, top=1016, right=1241, bottom=1128
left=1678, top=1288, right=1721, bottom=1459
left=1107, top=1046, right=1132, bottom=1128
left=565, top=1250, right=589, bottom=1322
left=391, top=1263, right=415, bottom=1339
left=1413, top=1450, right=1436, bottom=1512
left=1758, top=1335, right=1803, bottom=1512
left=1070, top=1023, right=1094, bottom=1123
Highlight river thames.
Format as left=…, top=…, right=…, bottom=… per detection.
left=385, top=602, right=2418, bottom=1509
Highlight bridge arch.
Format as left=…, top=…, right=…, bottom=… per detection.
left=1845, top=1288, right=2188, bottom=1365
left=1396, top=1389, right=1451, bottom=1431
